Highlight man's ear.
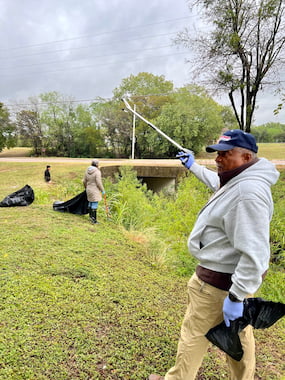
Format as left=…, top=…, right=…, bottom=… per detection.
left=243, top=152, right=253, bottom=162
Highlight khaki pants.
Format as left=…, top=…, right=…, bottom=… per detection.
left=165, top=273, right=255, bottom=380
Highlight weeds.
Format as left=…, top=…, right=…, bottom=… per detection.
left=270, top=170, right=285, bottom=267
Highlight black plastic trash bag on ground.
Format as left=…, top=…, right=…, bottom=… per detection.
left=53, top=191, right=89, bottom=215
left=206, top=298, right=285, bottom=361
left=0, top=184, right=34, bottom=207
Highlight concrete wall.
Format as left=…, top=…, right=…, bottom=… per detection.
left=101, top=164, right=188, bottom=193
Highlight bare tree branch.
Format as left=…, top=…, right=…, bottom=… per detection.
left=177, top=0, right=285, bottom=131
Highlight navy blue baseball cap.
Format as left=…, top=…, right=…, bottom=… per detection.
left=206, top=129, right=258, bottom=153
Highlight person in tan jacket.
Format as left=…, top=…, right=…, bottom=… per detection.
left=83, top=159, right=105, bottom=224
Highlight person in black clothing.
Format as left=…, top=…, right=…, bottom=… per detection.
left=44, top=165, right=51, bottom=182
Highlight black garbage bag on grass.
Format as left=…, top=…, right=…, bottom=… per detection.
left=53, top=190, right=89, bottom=215
left=0, top=184, right=34, bottom=207
left=206, top=298, right=285, bottom=361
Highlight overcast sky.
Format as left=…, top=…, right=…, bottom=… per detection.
left=0, top=0, right=284, bottom=126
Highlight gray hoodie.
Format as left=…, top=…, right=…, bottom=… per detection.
left=188, top=158, right=280, bottom=300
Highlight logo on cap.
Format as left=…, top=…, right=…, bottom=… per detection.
left=219, top=135, right=231, bottom=142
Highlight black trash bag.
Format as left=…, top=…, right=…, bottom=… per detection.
left=0, top=184, right=34, bottom=207
left=206, top=298, right=285, bottom=361
left=53, top=191, right=89, bottom=215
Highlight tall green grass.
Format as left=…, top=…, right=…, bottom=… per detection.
left=270, top=170, right=285, bottom=267
left=103, top=166, right=285, bottom=304
left=105, top=166, right=209, bottom=275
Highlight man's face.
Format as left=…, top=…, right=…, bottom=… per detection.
left=215, top=148, right=249, bottom=173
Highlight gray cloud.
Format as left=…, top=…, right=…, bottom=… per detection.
left=0, top=0, right=284, bottom=126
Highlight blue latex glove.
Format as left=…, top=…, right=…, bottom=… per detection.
left=223, top=295, right=244, bottom=327
left=102, top=191, right=106, bottom=195
left=176, top=151, right=195, bottom=169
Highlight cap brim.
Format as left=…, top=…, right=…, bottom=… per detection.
left=206, top=143, right=236, bottom=153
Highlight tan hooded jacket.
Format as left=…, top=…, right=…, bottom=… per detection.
left=83, top=166, right=104, bottom=202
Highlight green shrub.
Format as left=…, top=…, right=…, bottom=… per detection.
left=270, top=170, right=285, bottom=267
left=108, top=166, right=285, bottom=277
left=110, top=166, right=155, bottom=230
left=108, top=167, right=212, bottom=276
left=150, top=173, right=211, bottom=275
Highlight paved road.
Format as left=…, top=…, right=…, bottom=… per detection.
left=0, top=157, right=210, bottom=166
left=0, top=157, right=284, bottom=167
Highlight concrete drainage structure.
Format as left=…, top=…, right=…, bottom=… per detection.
left=101, top=164, right=188, bottom=194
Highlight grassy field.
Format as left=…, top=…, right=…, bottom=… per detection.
left=0, top=161, right=284, bottom=380
left=1, top=143, right=285, bottom=161
left=257, top=143, right=285, bottom=160
left=0, top=147, right=32, bottom=157
left=197, top=142, right=285, bottom=160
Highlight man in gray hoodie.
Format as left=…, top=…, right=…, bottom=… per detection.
left=149, top=130, right=280, bottom=380
left=83, top=159, right=105, bottom=224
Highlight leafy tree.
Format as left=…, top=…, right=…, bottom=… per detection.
left=95, top=73, right=236, bottom=158
left=74, top=126, right=103, bottom=157
left=15, top=96, right=48, bottom=154
left=152, top=85, right=226, bottom=155
left=0, top=103, right=16, bottom=152
left=73, top=104, right=105, bottom=157
left=39, top=92, right=77, bottom=157
left=252, top=122, right=285, bottom=142
left=113, top=72, right=173, bottom=99
left=221, top=105, right=239, bottom=131
left=16, top=110, right=44, bottom=155
left=113, top=72, right=174, bottom=157
left=274, top=92, right=285, bottom=115
left=93, top=73, right=174, bottom=158
left=91, top=99, right=132, bottom=157
left=177, top=0, right=285, bottom=132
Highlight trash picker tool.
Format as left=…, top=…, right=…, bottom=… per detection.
left=122, top=98, right=193, bottom=155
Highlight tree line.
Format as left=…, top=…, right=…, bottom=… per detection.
left=252, top=123, right=285, bottom=143
left=0, top=72, right=284, bottom=158
left=0, top=73, right=236, bottom=158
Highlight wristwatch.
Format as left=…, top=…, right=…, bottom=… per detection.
left=229, top=293, right=242, bottom=302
